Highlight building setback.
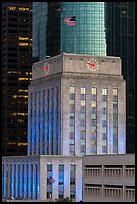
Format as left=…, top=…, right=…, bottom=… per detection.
left=28, top=53, right=126, bottom=156
left=2, top=2, right=32, bottom=156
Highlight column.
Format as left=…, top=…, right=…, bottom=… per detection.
left=75, top=160, right=82, bottom=202
left=28, top=163, right=31, bottom=199
left=11, top=163, right=14, bottom=197
left=32, top=164, right=36, bottom=199
left=52, top=163, right=58, bottom=200
left=20, top=164, right=23, bottom=199
left=64, top=163, right=70, bottom=198
left=24, top=163, right=27, bottom=199
left=40, top=158, right=47, bottom=200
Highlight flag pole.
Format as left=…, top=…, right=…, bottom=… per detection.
left=74, top=25, right=76, bottom=54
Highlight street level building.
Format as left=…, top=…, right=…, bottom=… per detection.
left=83, top=154, right=135, bottom=202
left=2, top=155, right=82, bottom=201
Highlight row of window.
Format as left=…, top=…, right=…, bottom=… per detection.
left=85, top=185, right=135, bottom=200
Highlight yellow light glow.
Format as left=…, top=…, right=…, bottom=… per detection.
left=18, top=89, right=28, bottom=93
left=12, top=95, right=17, bottom=98
left=19, top=37, right=29, bottom=41
left=19, top=42, right=29, bottom=46
left=19, top=7, right=29, bottom=12
left=18, top=78, right=28, bottom=81
left=18, top=95, right=28, bottom=98
left=8, top=6, right=17, bottom=11
left=18, top=142, right=27, bottom=146
left=9, top=113, right=17, bottom=116
left=18, top=113, right=28, bottom=116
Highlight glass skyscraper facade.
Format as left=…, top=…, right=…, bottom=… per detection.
left=32, top=2, right=106, bottom=62
left=105, top=2, right=135, bottom=153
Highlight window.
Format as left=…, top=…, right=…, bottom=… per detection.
left=102, top=127, right=107, bottom=134
left=91, top=113, right=96, bottom=119
left=102, top=139, right=107, bottom=146
left=81, top=87, right=86, bottom=94
left=81, top=100, right=86, bottom=106
left=70, top=86, right=75, bottom=94
left=102, top=88, right=108, bottom=95
left=113, top=88, right=118, bottom=96
left=91, top=87, right=97, bottom=95
left=102, top=114, right=107, bottom=120
left=91, top=101, right=96, bottom=108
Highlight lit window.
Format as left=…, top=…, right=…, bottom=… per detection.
left=91, top=101, right=96, bottom=108
left=70, top=86, right=75, bottom=94
left=113, top=88, right=118, bottom=96
left=8, top=6, right=17, bottom=10
left=19, top=7, right=29, bottom=12
left=19, top=37, right=29, bottom=41
left=18, top=77, right=28, bottom=81
left=102, top=88, right=108, bottom=95
left=81, top=87, right=86, bottom=94
left=81, top=100, right=85, bottom=106
left=91, top=88, right=97, bottom=95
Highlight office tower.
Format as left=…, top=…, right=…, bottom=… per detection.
left=28, top=53, right=126, bottom=156
left=105, top=2, right=135, bottom=153
left=32, top=2, right=107, bottom=62
left=2, top=2, right=32, bottom=156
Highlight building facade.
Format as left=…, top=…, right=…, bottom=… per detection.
left=83, top=154, right=135, bottom=202
left=105, top=2, right=135, bottom=153
left=2, top=2, right=32, bottom=156
left=32, top=2, right=107, bottom=62
left=2, top=155, right=82, bottom=202
left=28, top=53, right=126, bottom=156
left=32, top=2, right=135, bottom=154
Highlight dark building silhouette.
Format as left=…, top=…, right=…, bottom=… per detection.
left=2, top=2, right=32, bottom=156
left=105, top=2, right=135, bottom=153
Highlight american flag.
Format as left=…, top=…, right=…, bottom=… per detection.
left=64, top=16, right=76, bottom=26
left=50, top=177, right=55, bottom=184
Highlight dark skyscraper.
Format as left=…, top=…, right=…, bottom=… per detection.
left=2, top=2, right=32, bottom=156
left=105, top=2, right=135, bottom=153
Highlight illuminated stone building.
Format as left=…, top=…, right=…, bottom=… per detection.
left=2, top=2, right=32, bottom=156
left=2, top=53, right=126, bottom=201
left=28, top=53, right=126, bottom=156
